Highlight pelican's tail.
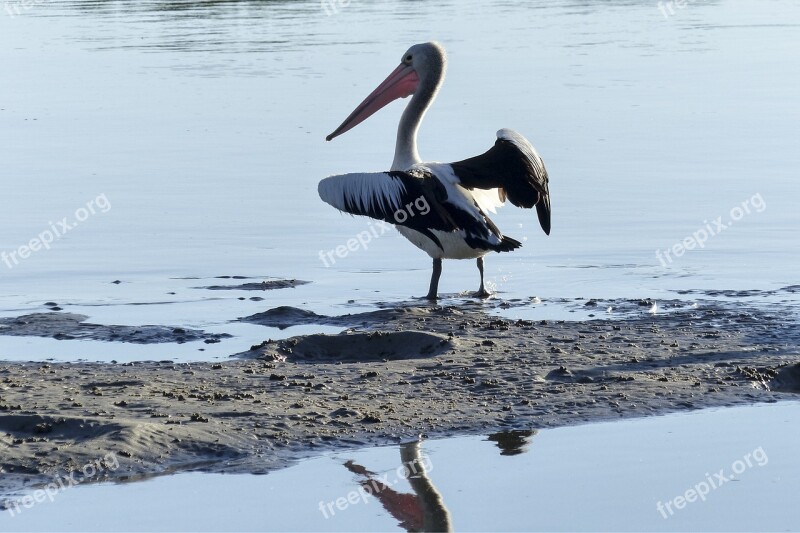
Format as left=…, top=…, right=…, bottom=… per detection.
left=496, top=235, right=522, bottom=253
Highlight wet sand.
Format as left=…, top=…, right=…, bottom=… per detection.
left=1, top=293, right=798, bottom=501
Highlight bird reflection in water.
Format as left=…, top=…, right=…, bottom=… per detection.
left=487, top=429, right=538, bottom=456
left=345, top=441, right=452, bottom=532
left=343, top=431, right=537, bottom=532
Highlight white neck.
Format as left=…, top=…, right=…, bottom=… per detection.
left=390, top=61, right=445, bottom=171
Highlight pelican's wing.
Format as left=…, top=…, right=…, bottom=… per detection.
left=318, top=169, right=519, bottom=252
left=450, top=129, right=551, bottom=235
left=318, top=170, right=458, bottom=249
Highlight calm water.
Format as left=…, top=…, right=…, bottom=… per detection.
left=0, top=0, right=798, bottom=363
left=1, top=5, right=799, bottom=530
left=5, top=401, right=800, bottom=531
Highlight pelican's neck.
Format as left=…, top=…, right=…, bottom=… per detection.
left=391, top=63, right=445, bottom=171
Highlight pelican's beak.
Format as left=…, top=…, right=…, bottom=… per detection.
left=326, top=63, right=420, bottom=141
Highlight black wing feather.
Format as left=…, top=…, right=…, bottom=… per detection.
left=450, top=132, right=551, bottom=235
left=319, top=169, right=520, bottom=253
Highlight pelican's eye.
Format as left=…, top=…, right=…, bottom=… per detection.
left=405, top=54, right=413, bottom=63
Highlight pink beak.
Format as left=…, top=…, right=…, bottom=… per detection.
left=326, top=63, right=420, bottom=141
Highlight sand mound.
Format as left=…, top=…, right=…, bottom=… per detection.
left=236, top=331, right=453, bottom=362
left=771, top=363, right=800, bottom=393
left=239, top=305, right=433, bottom=330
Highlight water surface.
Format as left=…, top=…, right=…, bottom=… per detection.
left=0, top=0, right=797, bottom=362
left=5, top=401, right=799, bottom=531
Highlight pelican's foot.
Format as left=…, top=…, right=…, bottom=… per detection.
left=424, top=293, right=439, bottom=301
left=473, top=288, right=492, bottom=299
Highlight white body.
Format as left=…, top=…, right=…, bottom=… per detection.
left=396, top=161, right=504, bottom=259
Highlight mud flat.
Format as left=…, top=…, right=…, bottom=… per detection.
left=0, top=313, right=229, bottom=344
left=0, top=297, right=798, bottom=501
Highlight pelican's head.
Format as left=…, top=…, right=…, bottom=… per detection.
left=326, top=42, right=448, bottom=141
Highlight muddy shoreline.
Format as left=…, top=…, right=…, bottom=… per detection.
left=1, top=299, right=798, bottom=502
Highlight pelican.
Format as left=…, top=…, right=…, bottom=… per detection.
left=319, top=42, right=551, bottom=300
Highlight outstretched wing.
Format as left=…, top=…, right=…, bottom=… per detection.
left=450, top=129, right=551, bottom=235
left=318, top=169, right=519, bottom=253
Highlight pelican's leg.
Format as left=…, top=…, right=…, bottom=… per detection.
left=475, top=257, right=491, bottom=298
left=426, top=258, right=442, bottom=300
